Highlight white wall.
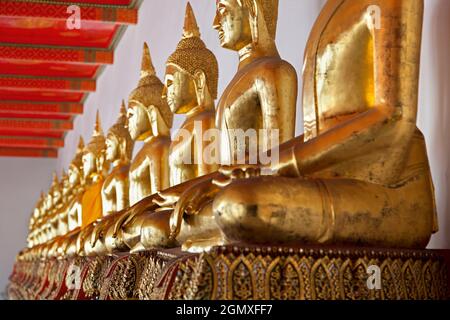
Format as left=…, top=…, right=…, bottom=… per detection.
left=1, top=0, right=449, bottom=296
left=0, top=158, right=56, bottom=295
left=418, top=0, right=450, bottom=249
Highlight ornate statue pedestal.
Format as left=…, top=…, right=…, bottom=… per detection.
left=9, top=245, right=449, bottom=300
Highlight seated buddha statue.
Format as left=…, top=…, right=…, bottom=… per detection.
left=102, top=43, right=173, bottom=253
left=31, top=183, right=55, bottom=258
left=102, top=101, right=134, bottom=215
left=166, top=2, right=219, bottom=186
left=212, top=0, right=438, bottom=249
left=66, top=136, right=85, bottom=233
left=88, top=101, right=134, bottom=256
left=76, top=113, right=110, bottom=255
left=56, top=136, right=87, bottom=258
left=161, top=0, right=298, bottom=251
left=135, top=3, right=221, bottom=250
left=27, top=192, right=45, bottom=248
left=81, top=112, right=109, bottom=227
left=56, top=170, right=70, bottom=236
left=46, top=172, right=62, bottom=242
left=47, top=170, right=71, bottom=258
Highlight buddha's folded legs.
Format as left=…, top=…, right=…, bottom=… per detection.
left=138, top=204, right=225, bottom=251
left=213, top=173, right=435, bottom=249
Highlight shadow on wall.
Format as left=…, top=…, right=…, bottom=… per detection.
left=425, top=0, right=450, bottom=248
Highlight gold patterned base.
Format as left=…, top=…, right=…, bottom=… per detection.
left=9, top=245, right=450, bottom=300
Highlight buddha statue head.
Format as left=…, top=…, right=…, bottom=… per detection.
left=106, top=101, right=134, bottom=164
left=52, top=173, right=63, bottom=209
left=60, top=169, right=70, bottom=199
left=128, top=43, right=173, bottom=141
left=68, top=136, right=85, bottom=190
left=32, top=192, right=45, bottom=221
left=213, top=0, right=278, bottom=51
left=82, top=111, right=107, bottom=181
left=44, top=172, right=60, bottom=213
left=165, top=2, right=219, bottom=114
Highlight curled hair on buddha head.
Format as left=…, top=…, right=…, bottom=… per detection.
left=129, top=42, right=173, bottom=129
left=108, top=100, right=134, bottom=161
left=166, top=2, right=219, bottom=99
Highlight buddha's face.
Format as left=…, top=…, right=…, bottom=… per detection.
left=33, top=207, right=40, bottom=219
left=82, top=151, right=96, bottom=179
left=68, top=166, right=80, bottom=186
left=127, top=104, right=149, bottom=140
left=45, top=194, right=52, bottom=211
left=214, top=0, right=252, bottom=51
left=106, top=134, right=119, bottom=162
left=165, top=65, right=197, bottom=114
left=52, top=189, right=61, bottom=205
left=62, top=179, right=70, bottom=196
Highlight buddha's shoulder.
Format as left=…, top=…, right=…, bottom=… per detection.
left=185, top=110, right=216, bottom=127
left=248, top=57, right=297, bottom=79
left=133, top=139, right=170, bottom=159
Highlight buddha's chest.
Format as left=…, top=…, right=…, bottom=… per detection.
left=105, top=165, right=129, bottom=186
left=217, top=71, right=262, bottom=132
left=303, top=1, right=375, bottom=135
left=130, top=155, right=150, bottom=182
left=130, top=139, right=169, bottom=180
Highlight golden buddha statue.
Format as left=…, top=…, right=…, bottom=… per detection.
left=56, top=136, right=85, bottom=257
left=158, top=0, right=298, bottom=251
left=102, top=43, right=173, bottom=253
left=46, top=170, right=73, bottom=259
left=127, top=43, right=173, bottom=205
left=28, top=192, right=45, bottom=248
left=166, top=2, right=219, bottom=186
left=56, top=170, right=70, bottom=236
left=58, top=137, right=88, bottom=258
left=81, top=111, right=108, bottom=228
left=102, top=100, right=134, bottom=215
left=31, top=186, right=54, bottom=257
left=212, top=0, right=438, bottom=249
left=46, top=172, right=62, bottom=242
left=88, top=101, right=134, bottom=256
left=134, top=2, right=221, bottom=251
left=76, top=112, right=109, bottom=256
left=66, top=136, right=85, bottom=233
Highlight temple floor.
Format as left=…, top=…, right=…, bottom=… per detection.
left=8, top=245, right=450, bottom=300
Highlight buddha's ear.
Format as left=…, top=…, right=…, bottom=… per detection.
left=193, top=69, right=206, bottom=92
left=243, top=0, right=259, bottom=44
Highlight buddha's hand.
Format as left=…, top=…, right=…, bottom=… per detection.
left=213, top=165, right=262, bottom=188
left=90, top=220, right=104, bottom=247
left=153, top=190, right=180, bottom=208
left=169, top=179, right=218, bottom=240
left=119, top=195, right=159, bottom=231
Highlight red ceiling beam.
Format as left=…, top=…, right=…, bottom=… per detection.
left=0, top=129, right=64, bottom=139
left=0, top=147, right=58, bottom=158
left=0, top=102, right=83, bottom=115
left=0, top=90, right=84, bottom=102
left=0, top=45, right=113, bottom=65
left=0, top=113, right=71, bottom=120
left=0, top=1, right=138, bottom=25
left=0, top=77, right=95, bottom=92
left=0, top=118, right=73, bottom=132
left=0, top=136, right=64, bottom=149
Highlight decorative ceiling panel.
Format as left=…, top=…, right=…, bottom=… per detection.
left=0, top=0, right=141, bottom=157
